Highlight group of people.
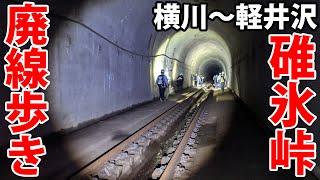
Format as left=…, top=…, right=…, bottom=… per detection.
left=212, top=72, right=226, bottom=92
left=156, top=69, right=227, bottom=102
left=193, top=74, right=205, bottom=87
left=156, top=69, right=184, bottom=101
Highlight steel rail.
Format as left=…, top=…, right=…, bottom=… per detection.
left=69, top=89, right=201, bottom=180
left=159, top=96, right=206, bottom=180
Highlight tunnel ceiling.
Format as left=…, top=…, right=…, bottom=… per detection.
left=153, top=28, right=235, bottom=87
left=152, top=0, right=252, bottom=88
left=42, top=0, right=253, bottom=136
left=151, top=0, right=253, bottom=88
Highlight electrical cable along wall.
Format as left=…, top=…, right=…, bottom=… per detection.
left=46, top=0, right=164, bottom=135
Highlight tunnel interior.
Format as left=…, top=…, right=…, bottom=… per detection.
left=0, top=0, right=319, bottom=178
left=200, top=60, right=224, bottom=81
left=152, top=29, right=232, bottom=95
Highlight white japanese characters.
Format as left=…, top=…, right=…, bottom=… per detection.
left=153, top=2, right=318, bottom=31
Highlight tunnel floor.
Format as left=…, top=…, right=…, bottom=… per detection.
left=0, top=89, right=317, bottom=180
left=188, top=91, right=317, bottom=180
left=0, top=89, right=197, bottom=179
left=42, top=89, right=198, bottom=179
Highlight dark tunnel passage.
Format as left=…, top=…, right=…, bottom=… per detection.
left=0, top=0, right=319, bottom=179
left=199, top=61, right=224, bottom=82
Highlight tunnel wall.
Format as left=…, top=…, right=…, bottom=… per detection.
left=45, top=0, right=159, bottom=134
left=46, top=0, right=320, bottom=175
left=1, top=3, right=319, bottom=177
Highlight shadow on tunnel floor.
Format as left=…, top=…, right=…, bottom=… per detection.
left=189, top=93, right=317, bottom=180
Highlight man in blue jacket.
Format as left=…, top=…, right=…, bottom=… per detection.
left=156, top=69, right=169, bottom=101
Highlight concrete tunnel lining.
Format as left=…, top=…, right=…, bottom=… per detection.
left=1, top=0, right=318, bottom=176
left=0, top=0, right=319, bottom=178
left=152, top=29, right=232, bottom=93
left=40, top=0, right=236, bottom=137
left=16, top=0, right=246, bottom=144
left=47, top=0, right=233, bottom=134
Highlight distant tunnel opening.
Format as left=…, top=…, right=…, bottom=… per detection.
left=201, top=61, right=224, bottom=82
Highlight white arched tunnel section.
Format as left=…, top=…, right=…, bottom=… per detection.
left=152, top=29, right=232, bottom=96
left=185, top=42, right=230, bottom=86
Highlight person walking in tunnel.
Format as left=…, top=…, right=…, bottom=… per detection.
left=217, top=73, right=221, bottom=89
left=193, top=74, right=198, bottom=87
left=176, top=73, right=184, bottom=92
left=197, top=75, right=202, bottom=87
left=156, top=69, right=169, bottom=101
left=212, top=74, right=217, bottom=88
left=220, top=72, right=226, bottom=92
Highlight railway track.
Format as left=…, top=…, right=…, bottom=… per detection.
left=69, top=88, right=320, bottom=180
left=69, top=89, right=206, bottom=180
left=152, top=92, right=209, bottom=180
